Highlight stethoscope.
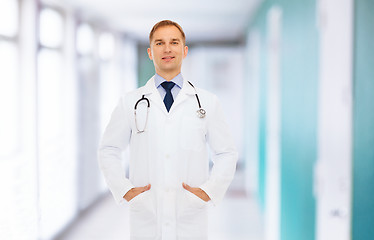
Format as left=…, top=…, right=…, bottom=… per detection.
left=134, top=81, right=206, bottom=133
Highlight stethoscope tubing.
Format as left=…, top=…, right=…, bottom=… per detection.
left=134, top=94, right=150, bottom=109
left=134, top=81, right=205, bottom=133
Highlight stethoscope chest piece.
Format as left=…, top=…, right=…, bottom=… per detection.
left=189, top=81, right=206, bottom=119
left=197, top=108, right=206, bottom=118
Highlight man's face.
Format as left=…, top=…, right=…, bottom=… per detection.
left=147, top=26, right=188, bottom=78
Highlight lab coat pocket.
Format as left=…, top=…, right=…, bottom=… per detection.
left=180, top=117, right=206, bottom=151
left=128, top=190, right=147, bottom=206
left=185, top=190, right=208, bottom=209
left=177, top=190, right=208, bottom=238
left=129, top=190, right=157, bottom=238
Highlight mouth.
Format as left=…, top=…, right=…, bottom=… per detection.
left=162, top=56, right=175, bottom=61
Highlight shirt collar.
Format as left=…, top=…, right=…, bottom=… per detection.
left=154, top=73, right=184, bottom=89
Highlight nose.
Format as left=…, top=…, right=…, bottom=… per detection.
left=164, top=43, right=171, bottom=52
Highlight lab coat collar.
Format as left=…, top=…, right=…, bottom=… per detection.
left=142, top=76, right=166, bottom=114
left=169, top=79, right=196, bottom=112
left=141, top=76, right=196, bottom=115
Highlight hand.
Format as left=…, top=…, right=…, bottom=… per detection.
left=123, top=184, right=151, bottom=202
left=182, top=182, right=211, bottom=202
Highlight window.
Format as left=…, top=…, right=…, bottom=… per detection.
left=0, top=0, right=20, bottom=157
left=0, top=0, right=19, bottom=37
left=98, top=32, right=115, bottom=61
left=37, top=7, right=78, bottom=240
left=0, top=41, right=19, bottom=156
left=76, top=23, right=95, bottom=56
left=0, top=1, right=39, bottom=240
left=39, top=8, right=63, bottom=48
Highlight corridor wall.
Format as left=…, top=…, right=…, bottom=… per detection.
left=246, top=2, right=269, bottom=210
left=246, top=1, right=318, bottom=240
left=280, top=1, right=318, bottom=240
left=352, top=0, right=374, bottom=239
left=138, top=44, right=155, bottom=87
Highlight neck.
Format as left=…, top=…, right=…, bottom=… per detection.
left=156, top=70, right=181, bottom=81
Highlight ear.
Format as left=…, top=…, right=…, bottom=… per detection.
left=183, top=45, right=188, bottom=59
left=147, top=47, right=153, bottom=60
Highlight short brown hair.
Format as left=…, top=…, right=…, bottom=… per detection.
left=149, top=20, right=186, bottom=45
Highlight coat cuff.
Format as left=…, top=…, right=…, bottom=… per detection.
left=199, top=178, right=229, bottom=206
left=112, top=180, right=135, bottom=205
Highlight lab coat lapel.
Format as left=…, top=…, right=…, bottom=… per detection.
left=169, top=79, right=196, bottom=114
left=143, top=76, right=169, bottom=115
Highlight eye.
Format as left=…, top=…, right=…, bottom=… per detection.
left=172, top=41, right=179, bottom=45
left=156, top=42, right=163, bottom=46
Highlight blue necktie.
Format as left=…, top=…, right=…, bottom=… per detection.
left=161, top=81, right=175, bottom=112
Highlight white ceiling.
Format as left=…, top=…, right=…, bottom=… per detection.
left=58, top=0, right=260, bottom=44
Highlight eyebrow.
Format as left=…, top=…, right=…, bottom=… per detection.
left=154, top=38, right=181, bottom=43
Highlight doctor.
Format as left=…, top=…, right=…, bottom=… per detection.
left=98, top=20, right=237, bottom=240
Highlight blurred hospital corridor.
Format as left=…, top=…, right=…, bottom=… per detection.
left=1, top=0, right=374, bottom=240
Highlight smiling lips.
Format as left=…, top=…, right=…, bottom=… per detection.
left=162, top=56, right=175, bottom=61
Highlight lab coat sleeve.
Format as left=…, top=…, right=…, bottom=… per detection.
left=98, top=96, right=134, bottom=205
left=199, top=96, right=238, bottom=206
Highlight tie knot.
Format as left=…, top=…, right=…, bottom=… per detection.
left=161, top=81, right=175, bottom=91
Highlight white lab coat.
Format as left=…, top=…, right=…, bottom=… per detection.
left=98, top=76, right=237, bottom=240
